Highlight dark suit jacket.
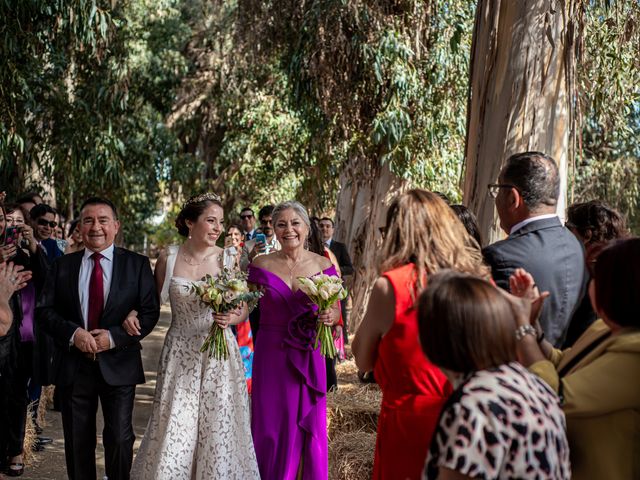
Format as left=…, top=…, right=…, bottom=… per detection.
left=36, top=247, right=160, bottom=387
left=6, top=247, right=57, bottom=385
left=483, top=217, right=587, bottom=347
left=40, top=238, right=63, bottom=263
left=328, top=240, right=354, bottom=277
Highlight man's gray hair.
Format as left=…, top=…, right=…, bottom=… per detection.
left=272, top=201, right=311, bottom=229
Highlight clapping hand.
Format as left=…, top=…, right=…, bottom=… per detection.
left=0, top=262, right=32, bottom=299
left=0, top=244, right=18, bottom=263
left=506, top=268, right=549, bottom=327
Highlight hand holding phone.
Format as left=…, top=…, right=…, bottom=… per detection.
left=4, top=226, right=20, bottom=246
left=254, top=233, right=267, bottom=253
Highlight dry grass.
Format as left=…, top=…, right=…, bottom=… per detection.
left=335, top=358, right=359, bottom=385
left=327, top=382, right=381, bottom=439
left=329, top=431, right=376, bottom=480
left=22, top=402, right=37, bottom=467
left=37, top=386, right=55, bottom=428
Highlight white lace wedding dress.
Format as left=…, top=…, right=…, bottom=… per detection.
left=131, top=251, right=259, bottom=479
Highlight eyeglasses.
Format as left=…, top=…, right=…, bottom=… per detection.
left=260, top=218, right=272, bottom=226
left=37, top=219, right=58, bottom=228
left=487, top=183, right=518, bottom=198
left=240, top=214, right=253, bottom=220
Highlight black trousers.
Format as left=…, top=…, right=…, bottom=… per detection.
left=58, top=359, right=136, bottom=480
left=0, top=342, right=33, bottom=460
left=326, top=356, right=337, bottom=392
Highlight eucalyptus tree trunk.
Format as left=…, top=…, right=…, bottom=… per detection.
left=333, top=159, right=408, bottom=333
left=463, top=0, right=577, bottom=244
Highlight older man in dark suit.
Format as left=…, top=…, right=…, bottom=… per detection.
left=37, top=197, right=159, bottom=480
left=483, top=152, right=587, bottom=347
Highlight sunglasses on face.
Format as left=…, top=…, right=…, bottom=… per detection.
left=240, top=214, right=254, bottom=220
left=37, top=219, right=58, bottom=228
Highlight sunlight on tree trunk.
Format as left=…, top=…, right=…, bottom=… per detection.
left=463, top=0, right=576, bottom=243
left=334, top=160, right=408, bottom=332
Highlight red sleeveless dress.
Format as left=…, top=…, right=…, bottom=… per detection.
left=372, top=264, right=452, bottom=480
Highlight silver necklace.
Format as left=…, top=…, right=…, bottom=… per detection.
left=282, top=253, right=302, bottom=283
left=182, top=249, right=215, bottom=267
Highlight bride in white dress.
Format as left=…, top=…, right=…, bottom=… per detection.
left=129, top=193, right=259, bottom=479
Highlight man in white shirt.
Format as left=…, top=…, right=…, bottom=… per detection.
left=239, top=207, right=257, bottom=241
left=240, top=205, right=281, bottom=271
left=483, top=152, right=587, bottom=346
left=37, top=197, right=159, bottom=480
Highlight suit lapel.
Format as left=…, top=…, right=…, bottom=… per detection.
left=69, top=252, right=84, bottom=324
left=103, top=247, right=125, bottom=319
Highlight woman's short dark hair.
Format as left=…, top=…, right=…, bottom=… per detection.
left=175, top=194, right=223, bottom=237
left=4, top=203, right=30, bottom=220
left=592, top=237, right=640, bottom=328
left=450, top=204, right=483, bottom=248
left=68, top=218, right=80, bottom=236
left=566, top=200, right=627, bottom=246
left=307, top=219, right=324, bottom=255
left=417, top=271, right=517, bottom=374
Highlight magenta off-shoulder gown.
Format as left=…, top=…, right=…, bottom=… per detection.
left=248, top=265, right=336, bottom=480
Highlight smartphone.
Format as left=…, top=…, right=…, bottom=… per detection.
left=4, top=226, right=19, bottom=245
left=254, top=233, right=266, bottom=244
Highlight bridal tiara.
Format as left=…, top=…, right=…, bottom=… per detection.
left=183, top=193, right=222, bottom=209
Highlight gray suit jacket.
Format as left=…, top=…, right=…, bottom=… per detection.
left=483, top=217, right=587, bottom=347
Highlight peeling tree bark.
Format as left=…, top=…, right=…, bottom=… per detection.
left=463, top=0, right=577, bottom=244
left=333, top=159, right=408, bottom=332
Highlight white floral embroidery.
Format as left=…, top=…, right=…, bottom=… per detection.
left=131, top=276, right=259, bottom=480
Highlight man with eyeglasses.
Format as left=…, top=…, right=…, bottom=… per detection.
left=29, top=204, right=63, bottom=263
left=239, top=207, right=257, bottom=240
left=240, top=205, right=281, bottom=271
left=483, top=151, right=587, bottom=347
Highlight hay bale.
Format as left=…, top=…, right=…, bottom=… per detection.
left=327, top=383, right=381, bottom=439
left=22, top=402, right=38, bottom=467
left=37, top=385, right=55, bottom=428
left=329, top=431, right=376, bottom=480
left=335, top=358, right=360, bottom=385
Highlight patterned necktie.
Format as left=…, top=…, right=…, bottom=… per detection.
left=88, top=252, right=104, bottom=331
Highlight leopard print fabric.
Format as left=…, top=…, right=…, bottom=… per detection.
left=423, top=362, right=570, bottom=479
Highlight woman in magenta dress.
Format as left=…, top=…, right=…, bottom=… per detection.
left=248, top=201, right=340, bottom=480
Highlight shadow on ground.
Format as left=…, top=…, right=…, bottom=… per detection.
left=20, top=307, right=171, bottom=480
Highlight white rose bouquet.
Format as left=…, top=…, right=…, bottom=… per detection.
left=296, top=273, right=347, bottom=358
left=192, top=268, right=262, bottom=360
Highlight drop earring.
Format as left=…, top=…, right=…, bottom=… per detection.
left=188, top=229, right=192, bottom=239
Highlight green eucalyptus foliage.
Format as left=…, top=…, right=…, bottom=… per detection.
left=2, top=0, right=639, bottom=249
left=573, top=0, right=640, bottom=233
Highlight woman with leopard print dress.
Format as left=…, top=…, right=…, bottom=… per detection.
left=417, top=271, right=571, bottom=480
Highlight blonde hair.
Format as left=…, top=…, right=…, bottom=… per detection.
left=379, top=189, right=489, bottom=291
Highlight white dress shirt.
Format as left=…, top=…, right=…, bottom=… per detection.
left=70, top=244, right=115, bottom=347
left=510, top=214, right=559, bottom=236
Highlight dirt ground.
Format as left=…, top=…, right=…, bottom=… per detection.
left=18, top=307, right=171, bottom=480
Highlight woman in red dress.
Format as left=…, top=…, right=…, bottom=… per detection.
left=352, top=190, right=490, bottom=480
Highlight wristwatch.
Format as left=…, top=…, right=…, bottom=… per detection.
left=515, top=324, right=538, bottom=341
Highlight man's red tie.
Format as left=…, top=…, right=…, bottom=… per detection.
left=88, top=252, right=104, bottom=331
